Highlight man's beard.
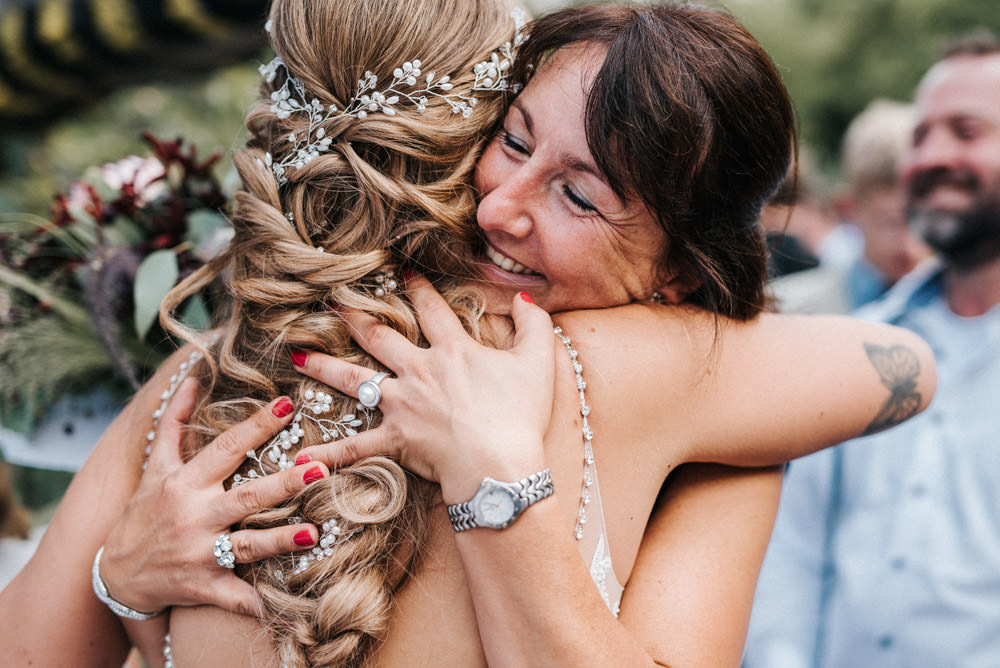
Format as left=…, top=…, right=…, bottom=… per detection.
left=908, top=167, right=1000, bottom=272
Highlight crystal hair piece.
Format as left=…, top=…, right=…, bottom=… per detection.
left=232, top=389, right=374, bottom=486
left=258, top=8, right=527, bottom=185
left=285, top=517, right=366, bottom=576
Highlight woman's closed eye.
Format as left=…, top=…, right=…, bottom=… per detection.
left=561, top=184, right=598, bottom=214
left=500, top=129, right=529, bottom=155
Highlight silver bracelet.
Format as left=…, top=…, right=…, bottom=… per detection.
left=91, top=545, right=165, bottom=621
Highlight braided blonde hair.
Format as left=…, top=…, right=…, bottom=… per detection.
left=160, top=0, right=517, bottom=664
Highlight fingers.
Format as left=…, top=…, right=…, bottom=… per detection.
left=146, top=377, right=200, bottom=473
left=338, top=309, right=415, bottom=372
left=220, top=461, right=331, bottom=526
left=295, top=428, right=393, bottom=469
left=403, top=274, right=465, bottom=347
left=510, top=291, right=556, bottom=361
left=292, top=349, right=393, bottom=403
left=205, top=576, right=265, bottom=618
left=224, top=523, right=320, bottom=566
left=187, top=396, right=297, bottom=487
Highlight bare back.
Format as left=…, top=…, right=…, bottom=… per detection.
left=165, top=303, right=933, bottom=666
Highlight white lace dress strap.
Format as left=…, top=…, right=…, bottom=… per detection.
left=554, top=327, right=625, bottom=617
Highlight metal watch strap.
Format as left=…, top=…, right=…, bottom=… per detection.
left=447, top=468, right=554, bottom=532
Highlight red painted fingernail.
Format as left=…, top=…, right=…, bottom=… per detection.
left=295, top=453, right=311, bottom=466
left=519, top=292, right=534, bottom=304
left=272, top=397, right=294, bottom=418
left=303, top=466, right=324, bottom=485
left=293, top=530, right=315, bottom=547
left=290, top=351, right=308, bottom=368
left=400, top=268, right=415, bottom=283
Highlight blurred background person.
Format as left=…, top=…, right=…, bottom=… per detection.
left=771, top=99, right=931, bottom=313
left=745, top=31, right=1000, bottom=668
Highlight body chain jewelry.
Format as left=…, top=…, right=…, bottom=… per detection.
left=144, top=349, right=204, bottom=468
left=553, top=327, right=594, bottom=541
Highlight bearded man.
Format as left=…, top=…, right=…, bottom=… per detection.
left=744, top=33, right=1000, bottom=668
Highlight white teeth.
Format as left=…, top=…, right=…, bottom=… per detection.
left=486, top=243, right=533, bottom=275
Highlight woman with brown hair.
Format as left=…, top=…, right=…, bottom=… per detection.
left=1, top=2, right=934, bottom=667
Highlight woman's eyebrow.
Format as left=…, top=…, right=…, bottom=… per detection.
left=513, top=102, right=533, bottom=134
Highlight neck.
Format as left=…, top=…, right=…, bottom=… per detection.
left=944, top=255, right=1000, bottom=317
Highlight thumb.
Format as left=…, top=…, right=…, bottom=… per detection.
left=147, top=377, right=199, bottom=473
left=210, top=577, right=266, bottom=618
left=509, top=291, right=555, bottom=360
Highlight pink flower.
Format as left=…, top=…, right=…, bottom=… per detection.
left=101, top=155, right=167, bottom=205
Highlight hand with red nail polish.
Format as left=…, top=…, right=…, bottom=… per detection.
left=291, top=275, right=556, bottom=493
left=91, top=371, right=325, bottom=622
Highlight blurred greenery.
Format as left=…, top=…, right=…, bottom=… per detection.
left=1, top=0, right=997, bottom=217
left=727, top=0, right=999, bottom=176
left=0, top=61, right=260, bottom=215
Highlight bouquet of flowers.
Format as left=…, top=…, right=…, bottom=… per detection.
left=0, top=133, right=233, bottom=434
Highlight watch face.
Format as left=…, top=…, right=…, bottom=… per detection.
left=476, top=486, right=518, bottom=528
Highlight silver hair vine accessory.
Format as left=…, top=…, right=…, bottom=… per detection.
left=258, top=9, right=528, bottom=185
left=278, top=517, right=365, bottom=578
left=232, top=389, right=374, bottom=486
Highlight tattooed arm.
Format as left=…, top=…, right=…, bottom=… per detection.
left=862, top=343, right=924, bottom=435
left=559, top=307, right=937, bottom=469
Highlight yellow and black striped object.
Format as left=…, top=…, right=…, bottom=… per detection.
left=0, top=0, right=268, bottom=128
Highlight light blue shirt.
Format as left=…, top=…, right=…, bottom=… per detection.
left=745, top=259, right=1000, bottom=668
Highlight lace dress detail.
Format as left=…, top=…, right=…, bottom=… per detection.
left=554, top=327, right=625, bottom=617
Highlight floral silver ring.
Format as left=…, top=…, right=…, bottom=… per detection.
left=213, top=532, right=236, bottom=569
left=357, top=372, right=391, bottom=409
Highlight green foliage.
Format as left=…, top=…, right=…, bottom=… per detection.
left=728, top=0, right=1000, bottom=172
left=133, top=249, right=179, bottom=341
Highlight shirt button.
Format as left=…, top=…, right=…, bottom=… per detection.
left=911, top=483, right=927, bottom=497
left=878, top=635, right=894, bottom=650
left=891, top=557, right=906, bottom=571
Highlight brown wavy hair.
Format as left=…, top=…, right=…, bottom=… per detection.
left=510, top=3, right=795, bottom=320
left=160, top=2, right=796, bottom=665
left=161, top=0, right=516, bottom=665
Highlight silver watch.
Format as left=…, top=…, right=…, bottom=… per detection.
left=447, top=468, right=554, bottom=532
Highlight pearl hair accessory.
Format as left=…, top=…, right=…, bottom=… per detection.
left=232, top=388, right=374, bottom=486
left=287, top=517, right=366, bottom=576
left=258, top=8, right=527, bottom=185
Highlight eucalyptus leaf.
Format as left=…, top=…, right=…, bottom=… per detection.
left=133, top=249, right=178, bottom=341
left=185, top=209, right=229, bottom=246
left=181, top=293, right=212, bottom=330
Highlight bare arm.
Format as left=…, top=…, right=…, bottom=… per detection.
left=0, top=349, right=187, bottom=666
left=622, top=464, right=783, bottom=666
left=0, top=347, right=321, bottom=666
left=292, top=281, right=784, bottom=666
left=557, top=306, right=937, bottom=469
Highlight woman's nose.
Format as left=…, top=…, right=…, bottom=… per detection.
left=476, top=166, right=537, bottom=238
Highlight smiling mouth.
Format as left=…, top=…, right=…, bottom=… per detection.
left=484, top=241, right=540, bottom=275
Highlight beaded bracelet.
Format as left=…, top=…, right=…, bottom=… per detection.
left=91, top=546, right=165, bottom=621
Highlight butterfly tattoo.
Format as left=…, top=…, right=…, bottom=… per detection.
left=863, top=343, right=922, bottom=435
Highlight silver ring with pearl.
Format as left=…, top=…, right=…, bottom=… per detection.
left=357, top=372, right=390, bottom=409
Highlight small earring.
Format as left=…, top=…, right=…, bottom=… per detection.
left=649, top=291, right=663, bottom=304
